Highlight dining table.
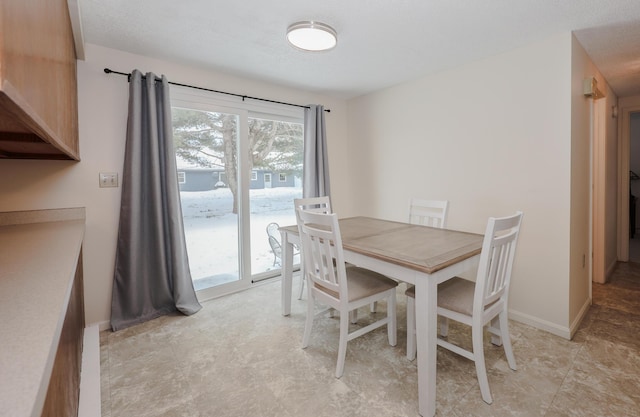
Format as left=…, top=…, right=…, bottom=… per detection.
left=279, top=216, right=483, bottom=417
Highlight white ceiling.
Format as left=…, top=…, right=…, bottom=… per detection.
left=79, top=0, right=640, bottom=99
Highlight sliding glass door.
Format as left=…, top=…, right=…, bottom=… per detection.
left=172, top=106, right=246, bottom=298
left=171, top=88, right=303, bottom=299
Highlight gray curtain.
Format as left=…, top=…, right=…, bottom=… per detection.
left=111, top=70, right=202, bottom=331
left=303, top=104, right=331, bottom=198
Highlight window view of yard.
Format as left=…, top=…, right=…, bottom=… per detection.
left=173, top=106, right=303, bottom=291
left=180, top=186, right=301, bottom=290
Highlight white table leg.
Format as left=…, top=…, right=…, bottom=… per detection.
left=281, top=231, right=294, bottom=316
left=415, top=278, right=438, bottom=417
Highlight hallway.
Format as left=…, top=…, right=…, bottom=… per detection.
left=593, top=261, right=640, bottom=314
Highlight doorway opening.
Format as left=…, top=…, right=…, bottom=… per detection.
left=616, top=99, right=640, bottom=270
left=628, top=111, right=640, bottom=262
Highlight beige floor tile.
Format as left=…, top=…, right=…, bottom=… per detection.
left=101, top=262, right=640, bottom=417
left=546, top=378, right=639, bottom=417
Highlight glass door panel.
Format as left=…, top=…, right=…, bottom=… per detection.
left=173, top=107, right=243, bottom=294
left=248, top=116, right=303, bottom=278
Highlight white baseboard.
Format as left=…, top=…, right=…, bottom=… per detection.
left=508, top=308, right=572, bottom=340
left=79, top=324, right=101, bottom=417
left=569, top=297, right=592, bottom=339
left=95, top=320, right=110, bottom=332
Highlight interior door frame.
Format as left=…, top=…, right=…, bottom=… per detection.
left=617, top=101, right=640, bottom=262
left=592, top=97, right=606, bottom=284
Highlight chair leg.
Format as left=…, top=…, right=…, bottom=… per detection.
left=370, top=301, right=377, bottom=313
left=439, top=316, right=449, bottom=337
left=297, top=270, right=305, bottom=300
left=302, top=292, right=315, bottom=348
left=336, top=313, right=349, bottom=378
left=387, top=292, right=397, bottom=346
left=349, top=309, right=358, bottom=324
left=472, top=324, right=493, bottom=404
left=498, top=310, right=517, bottom=371
left=490, top=316, right=502, bottom=346
left=406, top=296, right=416, bottom=360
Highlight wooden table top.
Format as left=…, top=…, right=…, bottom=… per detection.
left=281, top=216, right=483, bottom=274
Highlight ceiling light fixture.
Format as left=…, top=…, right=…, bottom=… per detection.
left=286, top=21, right=337, bottom=52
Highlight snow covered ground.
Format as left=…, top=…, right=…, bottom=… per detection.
left=179, top=187, right=301, bottom=288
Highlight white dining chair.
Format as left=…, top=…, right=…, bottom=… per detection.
left=408, top=198, right=449, bottom=228
left=296, top=207, right=398, bottom=378
left=405, top=198, right=449, bottom=353
left=293, top=197, right=332, bottom=298
left=406, top=211, right=523, bottom=404
left=294, top=196, right=368, bottom=322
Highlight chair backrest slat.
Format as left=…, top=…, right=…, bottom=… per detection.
left=294, top=196, right=332, bottom=214
left=475, top=212, right=523, bottom=311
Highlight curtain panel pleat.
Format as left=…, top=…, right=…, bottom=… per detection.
left=303, top=105, right=331, bottom=199
left=111, top=70, right=201, bottom=331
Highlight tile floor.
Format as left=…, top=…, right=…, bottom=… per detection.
left=100, top=265, right=640, bottom=416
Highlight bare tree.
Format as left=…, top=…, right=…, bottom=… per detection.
left=173, top=109, right=303, bottom=213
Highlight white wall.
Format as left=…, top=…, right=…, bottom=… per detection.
left=0, top=44, right=349, bottom=327
left=569, top=35, right=614, bottom=330
left=346, top=32, right=576, bottom=336
left=572, top=38, right=619, bottom=287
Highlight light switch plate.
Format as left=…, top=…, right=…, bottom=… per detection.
left=99, top=172, right=118, bottom=188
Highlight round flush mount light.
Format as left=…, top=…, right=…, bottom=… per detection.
left=286, top=21, right=337, bottom=52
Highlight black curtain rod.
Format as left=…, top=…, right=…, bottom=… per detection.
left=104, top=68, right=330, bottom=112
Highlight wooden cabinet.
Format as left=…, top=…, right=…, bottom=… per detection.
left=41, top=253, right=85, bottom=417
left=0, top=0, right=79, bottom=160
left=0, top=208, right=86, bottom=417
